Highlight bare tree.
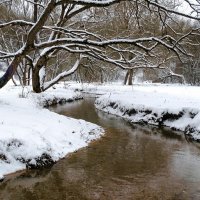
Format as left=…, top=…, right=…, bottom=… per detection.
left=0, top=0, right=199, bottom=92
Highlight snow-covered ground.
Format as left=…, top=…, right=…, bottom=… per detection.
left=67, top=82, right=200, bottom=141
left=1, top=81, right=200, bottom=180
left=0, top=84, right=103, bottom=180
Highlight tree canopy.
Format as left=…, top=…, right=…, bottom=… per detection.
left=0, top=0, right=200, bottom=92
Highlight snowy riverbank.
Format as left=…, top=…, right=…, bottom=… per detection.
left=2, top=81, right=200, bottom=180
left=67, top=82, right=200, bottom=141
left=0, top=85, right=103, bottom=180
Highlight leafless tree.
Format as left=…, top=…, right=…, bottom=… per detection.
left=0, top=0, right=199, bottom=92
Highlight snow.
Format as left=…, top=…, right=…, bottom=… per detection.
left=32, top=85, right=83, bottom=107
left=1, top=81, right=200, bottom=180
left=0, top=84, right=103, bottom=180
left=67, top=82, right=200, bottom=140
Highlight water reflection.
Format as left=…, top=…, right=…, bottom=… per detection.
left=1, top=97, right=200, bottom=199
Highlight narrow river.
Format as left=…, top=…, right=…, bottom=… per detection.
left=1, top=96, right=200, bottom=199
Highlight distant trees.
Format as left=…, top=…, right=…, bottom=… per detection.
left=0, top=0, right=200, bottom=92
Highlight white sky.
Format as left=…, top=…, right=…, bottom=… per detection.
left=178, top=0, right=197, bottom=15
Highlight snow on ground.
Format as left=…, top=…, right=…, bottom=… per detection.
left=0, top=85, right=103, bottom=180
left=67, top=82, right=200, bottom=140
left=1, top=81, right=200, bottom=179
left=67, top=81, right=134, bottom=95
left=32, top=85, right=83, bottom=107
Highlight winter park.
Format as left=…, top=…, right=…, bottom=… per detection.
left=1, top=0, right=200, bottom=199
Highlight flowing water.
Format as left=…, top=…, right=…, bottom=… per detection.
left=1, top=96, right=200, bottom=200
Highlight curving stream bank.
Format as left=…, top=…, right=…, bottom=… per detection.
left=1, top=96, right=200, bottom=199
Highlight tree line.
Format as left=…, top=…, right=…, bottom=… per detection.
left=0, top=0, right=200, bottom=93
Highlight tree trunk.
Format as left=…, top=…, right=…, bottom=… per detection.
left=27, top=66, right=32, bottom=85
left=128, top=69, right=133, bottom=85
left=32, top=56, right=47, bottom=93
left=124, top=70, right=129, bottom=85
left=0, top=57, right=21, bottom=88
left=23, top=65, right=27, bottom=86
left=12, top=76, right=18, bottom=86
left=100, top=69, right=103, bottom=83
left=33, top=0, right=38, bottom=23
left=124, top=69, right=133, bottom=85
left=32, top=68, right=42, bottom=93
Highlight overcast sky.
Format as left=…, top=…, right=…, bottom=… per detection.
left=178, top=0, right=196, bottom=15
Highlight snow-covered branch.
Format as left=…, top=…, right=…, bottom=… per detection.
left=43, top=54, right=83, bottom=90
left=0, top=0, right=199, bottom=91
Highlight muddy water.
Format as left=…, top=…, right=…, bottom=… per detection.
left=1, top=97, right=200, bottom=200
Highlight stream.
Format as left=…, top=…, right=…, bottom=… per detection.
left=1, top=96, right=200, bottom=199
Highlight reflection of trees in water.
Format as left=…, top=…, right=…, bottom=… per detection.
left=0, top=98, right=199, bottom=200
